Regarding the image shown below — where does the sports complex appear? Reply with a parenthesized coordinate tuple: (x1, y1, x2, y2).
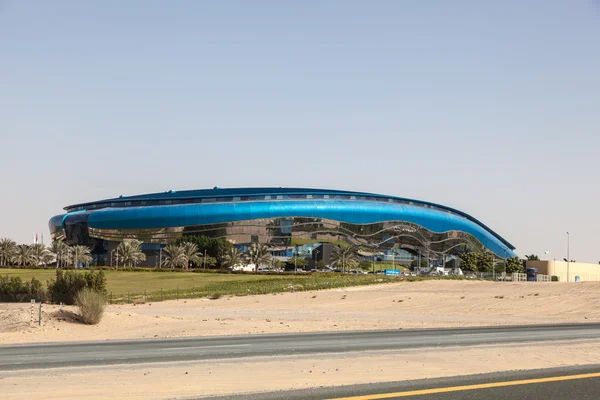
(49, 187, 517, 267)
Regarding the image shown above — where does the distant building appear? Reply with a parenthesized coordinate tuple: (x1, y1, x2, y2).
(49, 187, 517, 266)
(526, 260, 600, 282)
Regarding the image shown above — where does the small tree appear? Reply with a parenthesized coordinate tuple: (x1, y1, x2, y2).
(174, 236, 233, 268)
(31, 243, 52, 267)
(506, 257, 525, 274)
(525, 254, 540, 261)
(459, 252, 478, 273)
(0, 238, 17, 266)
(286, 257, 309, 271)
(476, 253, 493, 273)
(270, 257, 285, 270)
(181, 242, 202, 270)
(50, 240, 72, 269)
(14, 244, 35, 267)
(358, 260, 372, 271)
(72, 245, 93, 267)
(330, 245, 359, 272)
(116, 239, 146, 268)
(222, 247, 244, 269)
(246, 243, 271, 271)
(162, 244, 185, 269)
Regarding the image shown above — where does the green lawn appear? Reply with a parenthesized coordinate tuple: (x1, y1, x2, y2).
(363, 262, 410, 272)
(0, 268, 397, 303)
(0, 268, 287, 295)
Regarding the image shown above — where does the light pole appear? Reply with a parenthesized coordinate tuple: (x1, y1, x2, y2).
(567, 232, 570, 282)
(314, 249, 320, 269)
(203, 249, 207, 269)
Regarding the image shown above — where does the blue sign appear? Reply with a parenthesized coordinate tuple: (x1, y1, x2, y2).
(385, 269, 400, 276)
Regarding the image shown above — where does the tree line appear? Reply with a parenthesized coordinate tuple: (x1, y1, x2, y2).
(459, 252, 525, 274)
(0, 238, 92, 268)
(1, 235, 526, 274)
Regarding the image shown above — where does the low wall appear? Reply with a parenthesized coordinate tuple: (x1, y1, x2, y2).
(526, 260, 600, 282)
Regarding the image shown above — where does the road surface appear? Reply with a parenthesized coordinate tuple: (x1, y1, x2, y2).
(203, 365, 600, 399)
(2, 323, 600, 371)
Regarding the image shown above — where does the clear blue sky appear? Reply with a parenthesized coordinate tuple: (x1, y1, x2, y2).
(1, 1, 598, 261)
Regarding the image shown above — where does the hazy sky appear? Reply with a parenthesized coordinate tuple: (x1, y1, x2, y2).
(1, 1, 598, 261)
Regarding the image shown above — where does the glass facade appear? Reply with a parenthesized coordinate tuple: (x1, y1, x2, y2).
(50, 187, 516, 265)
(84, 217, 485, 258)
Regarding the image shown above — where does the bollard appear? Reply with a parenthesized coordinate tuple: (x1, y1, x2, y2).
(39, 302, 42, 326)
(127, 292, 130, 304)
(144, 289, 147, 302)
(30, 299, 35, 323)
(59, 302, 63, 313)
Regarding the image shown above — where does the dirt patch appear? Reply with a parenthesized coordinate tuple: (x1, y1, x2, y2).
(2, 280, 600, 344)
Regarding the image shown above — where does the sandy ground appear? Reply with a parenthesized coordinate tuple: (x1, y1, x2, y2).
(3, 280, 600, 344)
(4, 281, 600, 399)
(3, 339, 600, 399)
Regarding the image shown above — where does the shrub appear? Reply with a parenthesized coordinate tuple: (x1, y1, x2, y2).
(75, 288, 106, 325)
(47, 270, 107, 305)
(551, 275, 559, 282)
(0, 275, 47, 302)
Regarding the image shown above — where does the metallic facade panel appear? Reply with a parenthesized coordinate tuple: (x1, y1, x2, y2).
(76, 200, 516, 257)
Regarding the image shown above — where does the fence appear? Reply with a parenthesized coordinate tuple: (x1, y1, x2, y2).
(512, 273, 527, 282)
(536, 274, 551, 282)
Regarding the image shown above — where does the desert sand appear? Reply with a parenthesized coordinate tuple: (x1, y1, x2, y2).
(3, 280, 600, 399)
(2, 280, 600, 344)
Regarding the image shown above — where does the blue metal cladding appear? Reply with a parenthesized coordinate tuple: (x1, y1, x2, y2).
(48, 214, 65, 234)
(81, 200, 517, 258)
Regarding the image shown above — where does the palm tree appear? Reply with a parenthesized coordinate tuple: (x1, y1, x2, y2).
(181, 242, 202, 270)
(116, 239, 146, 268)
(50, 240, 72, 268)
(14, 244, 35, 267)
(222, 247, 243, 269)
(72, 245, 93, 267)
(330, 245, 359, 273)
(246, 242, 271, 271)
(0, 238, 17, 266)
(31, 243, 52, 266)
(161, 243, 185, 270)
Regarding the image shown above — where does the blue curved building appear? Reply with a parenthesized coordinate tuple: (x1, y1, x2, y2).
(49, 187, 516, 266)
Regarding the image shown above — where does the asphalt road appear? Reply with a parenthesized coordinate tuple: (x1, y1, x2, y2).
(2, 323, 600, 371)
(203, 364, 600, 400)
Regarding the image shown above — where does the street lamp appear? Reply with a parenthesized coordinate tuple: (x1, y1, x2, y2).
(567, 232, 570, 282)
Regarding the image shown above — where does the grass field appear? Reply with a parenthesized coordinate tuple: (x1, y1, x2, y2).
(364, 262, 410, 272)
(0, 269, 286, 295)
(0, 268, 395, 303)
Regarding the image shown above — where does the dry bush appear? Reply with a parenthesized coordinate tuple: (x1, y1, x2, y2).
(75, 289, 106, 325)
